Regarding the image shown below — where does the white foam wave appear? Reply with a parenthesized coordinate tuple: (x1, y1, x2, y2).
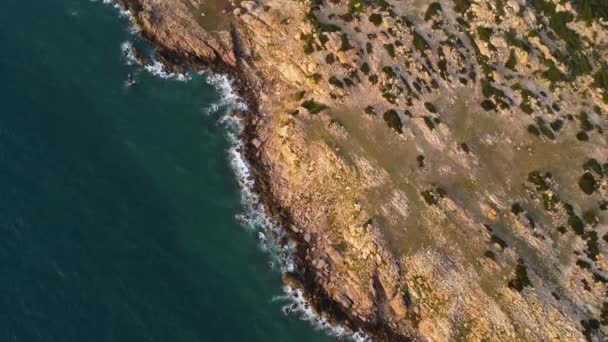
(272, 286, 371, 341)
(144, 61, 191, 81)
(216, 76, 370, 341)
(121, 41, 135, 65)
(203, 72, 247, 110)
(120, 40, 191, 81)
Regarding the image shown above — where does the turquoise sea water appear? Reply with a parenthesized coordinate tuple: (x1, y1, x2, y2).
(0, 0, 330, 341)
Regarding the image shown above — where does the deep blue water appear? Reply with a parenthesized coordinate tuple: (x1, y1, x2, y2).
(0, 0, 329, 341)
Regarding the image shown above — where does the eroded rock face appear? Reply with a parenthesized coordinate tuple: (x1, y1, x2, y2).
(119, 0, 608, 340)
(119, 0, 236, 70)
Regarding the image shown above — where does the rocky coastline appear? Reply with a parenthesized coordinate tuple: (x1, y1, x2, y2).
(115, 0, 412, 339)
(115, 0, 608, 340)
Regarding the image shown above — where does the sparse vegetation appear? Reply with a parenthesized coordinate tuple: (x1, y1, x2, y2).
(424, 2, 442, 21)
(508, 259, 532, 292)
(301, 99, 328, 114)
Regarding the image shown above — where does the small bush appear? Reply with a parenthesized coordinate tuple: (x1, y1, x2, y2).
(413, 31, 430, 52)
(568, 214, 585, 235)
(481, 99, 496, 111)
(364, 105, 376, 115)
(583, 158, 603, 175)
(301, 99, 328, 114)
(384, 43, 396, 58)
(508, 259, 532, 292)
(383, 109, 403, 133)
(483, 250, 496, 260)
(360, 62, 370, 75)
(303, 34, 314, 54)
(339, 33, 353, 51)
(424, 2, 442, 21)
(505, 49, 517, 70)
(382, 66, 396, 78)
(329, 76, 345, 88)
(576, 131, 589, 141)
(423, 116, 435, 130)
(453, 0, 472, 13)
(511, 202, 524, 215)
(477, 27, 493, 43)
(550, 119, 564, 132)
(579, 172, 598, 195)
(527, 125, 541, 137)
(424, 102, 438, 113)
(369, 13, 383, 26)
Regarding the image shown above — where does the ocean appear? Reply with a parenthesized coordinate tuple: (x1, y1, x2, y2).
(0, 0, 331, 340)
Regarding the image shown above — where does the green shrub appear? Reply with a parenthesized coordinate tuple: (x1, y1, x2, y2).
(384, 43, 395, 58)
(511, 202, 524, 215)
(477, 27, 493, 43)
(579, 172, 598, 195)
(364, 105, 376, 115)
(382, 66, 396, 78)
(369, 13, 382, 26)
(481, 100, 496, 111)
(568, 214, 585, 235)
(413, 31, 430, 52)
(578, 112, 594, 132)
(423, 116, 435, 130)
(303, 34, 314, 54)
(527, 125, 541, 137)
(339, 33, 353, 51)
(424, 102, 438, 113)
(576, 131, 589, 141)
(508, 259, 532, 292)
(583, 158, 603, 175)
(309, 73, 323, 83)
(543, 60, 565, 84)
(528, 171, 550, 191)
(329, 75, 345, 88)
(424, 2, 442, 21)
(550, 119, 564, 132)
(383, 109, 403, 133)
(421, 190, 438, 205)
(505, 49, 517, 70)
(360, 62, 370, 75)
(301, 99, 328, 114)
(453, 0, 472, 13)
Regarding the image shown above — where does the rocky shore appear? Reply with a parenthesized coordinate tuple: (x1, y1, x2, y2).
(116, 0, 608, 340)
(115, 0, 418, 339)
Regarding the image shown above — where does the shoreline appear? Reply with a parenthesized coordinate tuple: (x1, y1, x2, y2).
(114, 0, 388, 339)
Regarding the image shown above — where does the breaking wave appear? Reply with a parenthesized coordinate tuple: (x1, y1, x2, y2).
(121, 40, 191, 81)
(215, 76, 369, 341)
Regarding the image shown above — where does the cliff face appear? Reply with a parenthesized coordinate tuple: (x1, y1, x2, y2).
(118, 0, 608, 340)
